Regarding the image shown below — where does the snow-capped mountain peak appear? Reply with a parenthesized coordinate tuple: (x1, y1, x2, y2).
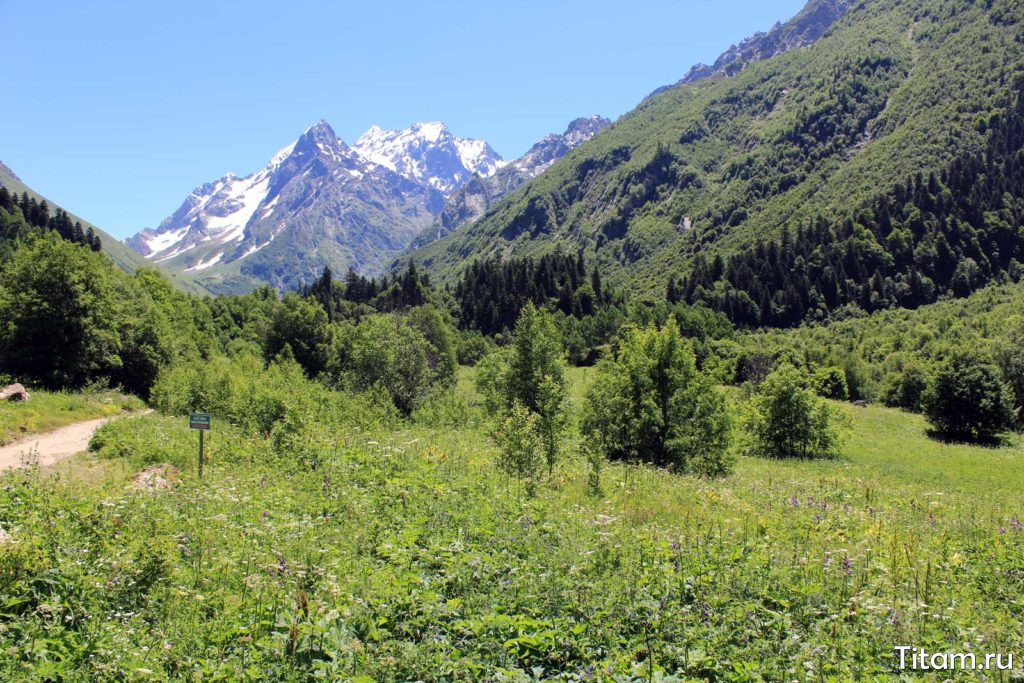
(126, 120, 368, 267)
(352, 122, 505, 194)
(126, 119, 449, 290)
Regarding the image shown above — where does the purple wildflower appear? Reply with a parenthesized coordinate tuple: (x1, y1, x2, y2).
(790, 496, 800, 508)
(842, 554, 853, 577)
(1011, 516, 1022, 531)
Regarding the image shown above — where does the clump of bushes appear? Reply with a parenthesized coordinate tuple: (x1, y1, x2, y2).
(811, 366, 848, 400)
(923, 353, 1014, 442)
(151, 353, 397, 438)
(743, 365, 848, 459)
(883, 363, 930, 412)
(581, 319, 734, 476)
(265, 300, 458, 416)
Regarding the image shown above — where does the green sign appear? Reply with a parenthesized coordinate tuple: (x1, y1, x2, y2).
(189, 413, 211, 430)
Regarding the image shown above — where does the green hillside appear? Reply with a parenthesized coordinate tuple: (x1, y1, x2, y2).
(0, 162, 210, 296)
(408, 0, 1024, 316)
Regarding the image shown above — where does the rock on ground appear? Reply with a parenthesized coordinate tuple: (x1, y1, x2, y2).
(130, 464, 179, 491)
(0, 383, 29, 401)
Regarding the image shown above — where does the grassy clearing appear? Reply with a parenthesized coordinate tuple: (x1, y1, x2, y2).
(1, 369, 1022, 680)
(0, 390, 145, 445)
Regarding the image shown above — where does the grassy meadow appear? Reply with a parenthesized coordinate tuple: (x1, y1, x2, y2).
(0, 390, 145, 446)
(1, 367, 1022, 681)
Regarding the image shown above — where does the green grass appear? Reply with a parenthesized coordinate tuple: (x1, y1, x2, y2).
(1, 369, 1022, 680)
(0, 390, 145, 446)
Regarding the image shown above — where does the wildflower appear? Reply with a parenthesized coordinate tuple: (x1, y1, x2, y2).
(842, 554, 853, 577)
(261, 510, 268, 521)
(929, 513, 935, 527)
(789, 496, 800, 507)
(1011, 516, 1022, 531)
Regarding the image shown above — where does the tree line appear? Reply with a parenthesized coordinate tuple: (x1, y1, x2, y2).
(0, 187, 102, 251)
(453, 252, 615, 336)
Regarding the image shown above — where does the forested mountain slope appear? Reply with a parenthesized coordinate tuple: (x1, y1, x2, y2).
(0, 161, 208, 295)
(408, 0, 1024, 326)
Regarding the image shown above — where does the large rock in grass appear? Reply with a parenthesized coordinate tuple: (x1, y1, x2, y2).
(0, 384, 28, 401)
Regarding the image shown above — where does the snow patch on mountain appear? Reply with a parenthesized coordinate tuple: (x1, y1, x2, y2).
(185, 251, 224, 272)
(128, 139, 297, 260)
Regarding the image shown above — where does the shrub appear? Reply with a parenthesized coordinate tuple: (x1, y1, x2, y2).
(994, 325, 1024, 424)
(475, 348, 512, 417)
(811, 366, 849, 400)
(492, 402, 543, 496)
(743, 365, 848, 459)
(883, 363, 930, 412)
(734, 352, 774, 386)
(347, 314, 434, 415)
(582, 320, 734, 476)
(405, 304, 458, 388)
(264, 293, 331, 378)
(150, 353, 396, 437)
(456, 330, 495, 366)
(504, 304, 568, 474)
(923, 353, 1014, 441)
(842, 356, 872, 401)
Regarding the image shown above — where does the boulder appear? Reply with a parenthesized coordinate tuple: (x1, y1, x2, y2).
(0, 383, 29, 402)
(131, 464, 179, 492)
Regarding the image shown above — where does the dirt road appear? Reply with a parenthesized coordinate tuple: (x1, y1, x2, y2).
(0, 417, 111, 470)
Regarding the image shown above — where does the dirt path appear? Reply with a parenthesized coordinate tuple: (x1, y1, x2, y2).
(0, 417, 114, 470)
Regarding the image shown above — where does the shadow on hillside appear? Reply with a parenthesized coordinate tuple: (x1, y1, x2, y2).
(924, 428, 1010, 449)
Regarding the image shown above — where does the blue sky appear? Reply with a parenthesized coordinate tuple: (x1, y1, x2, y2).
(1, 0, 805, 238)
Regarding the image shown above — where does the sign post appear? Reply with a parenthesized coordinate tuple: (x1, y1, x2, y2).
(189, 413, 211, 478)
